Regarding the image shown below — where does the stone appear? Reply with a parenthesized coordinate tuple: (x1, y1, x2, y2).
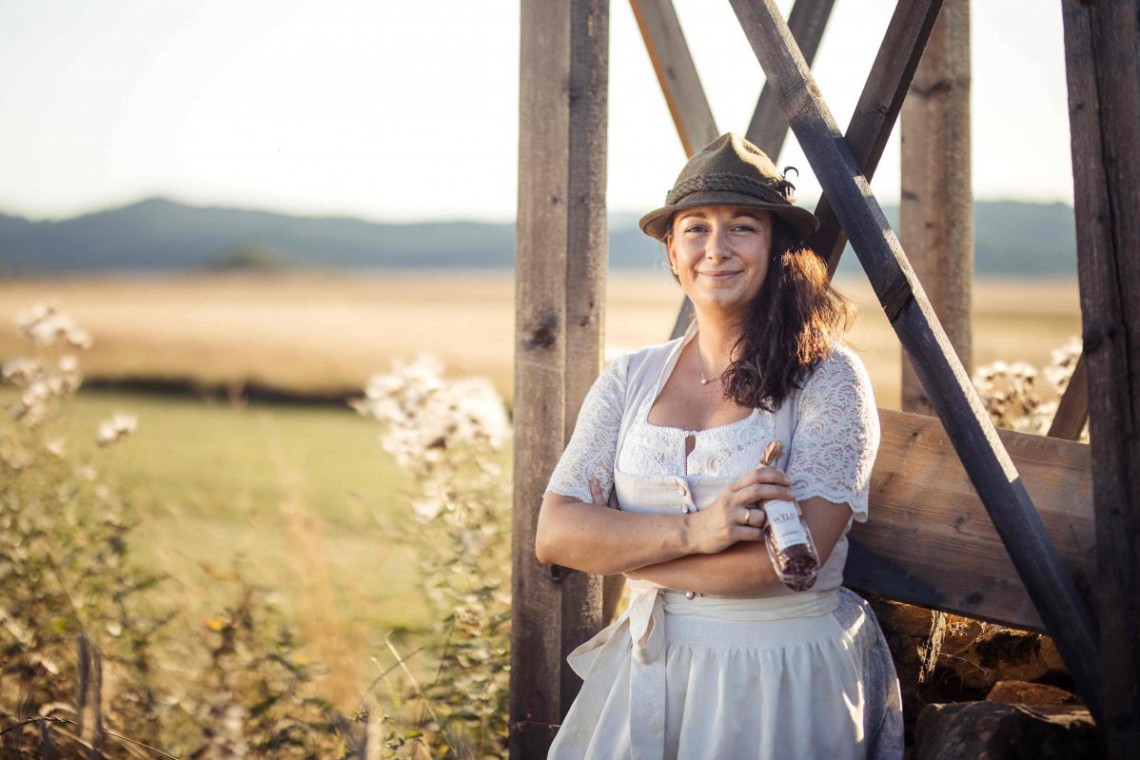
(986, 680, 1081, 706)
(914, 702, 1097, 760)
(865, 597, 946, 742)
(936, 621, 1070, 693)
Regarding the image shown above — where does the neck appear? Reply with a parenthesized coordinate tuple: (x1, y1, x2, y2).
(692, 314, 743, 373)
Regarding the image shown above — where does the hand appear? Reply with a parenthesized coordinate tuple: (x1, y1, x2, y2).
(687, 466, 795, 554)
(589, 477, 620, 509)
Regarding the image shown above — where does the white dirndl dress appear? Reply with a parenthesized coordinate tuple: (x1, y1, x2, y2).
(545, 328, 904, 759)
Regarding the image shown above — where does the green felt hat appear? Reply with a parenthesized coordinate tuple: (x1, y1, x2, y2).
(639, 132, 819, 242)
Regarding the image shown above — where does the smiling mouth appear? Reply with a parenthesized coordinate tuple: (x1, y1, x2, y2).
(697, 271, 742, 279)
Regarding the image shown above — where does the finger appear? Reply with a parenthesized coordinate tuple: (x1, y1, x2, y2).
(732, 468, 793, 490)
(733, 483, 797, 505)
(732, 525, 766, 542)
(745, 507, 766, 528)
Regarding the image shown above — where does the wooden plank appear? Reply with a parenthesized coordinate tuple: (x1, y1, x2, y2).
(512, 0, 609, 754)
(849, 409, 1096, 631)
(630, 0, 718, 157)
(899, 0, 972, 415)
(746, 0, 835, 159)
(728, 0, 1104, 722)
(1047, 352, 1089, 440)
(808, 0, 945, 276)
(1061, 1, 1140, 753)
(560, 0, 610, 715)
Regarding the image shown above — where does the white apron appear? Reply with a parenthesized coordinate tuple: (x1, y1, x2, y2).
(547, 471, 902, 760)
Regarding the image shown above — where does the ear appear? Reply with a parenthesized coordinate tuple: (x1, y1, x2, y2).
(665, 233, 677, 271)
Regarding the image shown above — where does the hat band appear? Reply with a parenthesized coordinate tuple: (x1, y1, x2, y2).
(666, 171, 793, 207)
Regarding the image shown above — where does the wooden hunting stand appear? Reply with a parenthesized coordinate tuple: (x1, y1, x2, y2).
(511, 1, 1140, 757)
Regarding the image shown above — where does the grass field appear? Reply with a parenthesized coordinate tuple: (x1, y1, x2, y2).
(0, 271, 1083, 409)
(1, 385, 437, 707)
(0, 272, 1083, 708)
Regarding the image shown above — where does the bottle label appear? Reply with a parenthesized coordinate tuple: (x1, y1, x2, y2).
(763, 499, 807, 549)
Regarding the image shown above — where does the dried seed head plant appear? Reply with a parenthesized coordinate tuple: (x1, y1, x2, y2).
(0, 305, 349, 758)
(971, 336, 1085, 439)
(354, 356, 512, 758)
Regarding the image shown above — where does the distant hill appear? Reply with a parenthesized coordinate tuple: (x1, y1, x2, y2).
(0, 197, 1077, 278)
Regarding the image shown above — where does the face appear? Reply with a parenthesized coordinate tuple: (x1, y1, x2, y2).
(667, 205, 773, 319)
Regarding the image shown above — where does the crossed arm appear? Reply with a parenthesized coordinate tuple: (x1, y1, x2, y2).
(534, 468, 854, 597)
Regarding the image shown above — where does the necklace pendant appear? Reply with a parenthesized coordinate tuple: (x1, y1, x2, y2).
(700, 375, 710, 385)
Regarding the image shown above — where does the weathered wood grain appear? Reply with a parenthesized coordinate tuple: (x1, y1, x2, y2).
(1062, 0, 1140, 753)
(629, 0, 718, 157)
(899, 0, 972, 415)
(1047, 352, 1089, 441)
(729, 0, 1103, 721)
(849, 409, 1096, 631)
(512, 0, 609, 754)
(746, 0, 835, 159)
(560, 0, 610, 716)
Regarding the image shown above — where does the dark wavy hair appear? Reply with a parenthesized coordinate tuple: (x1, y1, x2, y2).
(669, 217, 854, 411)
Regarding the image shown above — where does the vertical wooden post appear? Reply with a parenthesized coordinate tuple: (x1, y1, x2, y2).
(1062, 1, 1140, 755)
(900, 0, 972, 415)
(512, 0, 609, 756)
(892, 0, 970, 722)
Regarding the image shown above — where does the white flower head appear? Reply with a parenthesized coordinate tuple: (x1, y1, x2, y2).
(96, 413, 138, 447)
(2, 358, 38, 387)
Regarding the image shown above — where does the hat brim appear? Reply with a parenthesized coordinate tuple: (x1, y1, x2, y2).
(638, 190, 820, 243)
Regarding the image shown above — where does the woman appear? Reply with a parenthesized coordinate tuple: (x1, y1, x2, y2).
(535, 133, 903, 759)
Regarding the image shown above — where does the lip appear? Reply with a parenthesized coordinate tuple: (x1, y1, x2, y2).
(696, 270, 742, 279)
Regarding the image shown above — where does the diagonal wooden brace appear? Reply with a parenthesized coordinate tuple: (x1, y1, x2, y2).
(808, 0, 945, 276)
(747, 0, 836, 158)
(728, 0, 1104, 722)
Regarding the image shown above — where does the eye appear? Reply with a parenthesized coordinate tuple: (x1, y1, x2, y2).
(683, 223, 708, 234)
(732, 224, 757, 233)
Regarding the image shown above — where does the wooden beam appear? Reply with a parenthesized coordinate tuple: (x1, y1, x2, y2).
(1062, 1, 1140, 753)
(900, 0, 972, 415)
(728, 0, 1104, 722)
(746, 0, 835, 159)
(850, 409, 1096, 631)
(512, 0, 609, 755)
(808, 0, 945, 276)
(629, 0, 718, 157)
(1047, 353, 1089, 440)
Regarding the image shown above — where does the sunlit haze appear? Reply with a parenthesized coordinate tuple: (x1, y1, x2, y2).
(0, 0, 1073, 223)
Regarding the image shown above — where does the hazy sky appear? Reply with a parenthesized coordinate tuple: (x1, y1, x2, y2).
(0, 0, 1073, 223)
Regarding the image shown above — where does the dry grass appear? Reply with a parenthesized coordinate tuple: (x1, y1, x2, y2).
(0, 271, 1083, 715)
(0, 271, 1084, 409)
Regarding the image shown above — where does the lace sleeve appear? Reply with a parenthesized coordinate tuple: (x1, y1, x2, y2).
(786, 345, 880, 521)
(544, 354, 630, 503)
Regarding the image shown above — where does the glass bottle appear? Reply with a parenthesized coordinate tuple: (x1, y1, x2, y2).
(758, 441, 820, 591)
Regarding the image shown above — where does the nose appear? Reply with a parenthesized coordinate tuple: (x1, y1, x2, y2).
(706, 225, 730, 261)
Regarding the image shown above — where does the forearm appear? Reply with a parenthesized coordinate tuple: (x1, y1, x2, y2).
(535, 492, 695, 575)
(627, 496, 854, 596)
(626, 541, 782, 596)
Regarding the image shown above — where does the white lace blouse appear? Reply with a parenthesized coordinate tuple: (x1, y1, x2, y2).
(546, 335, 880, 520)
